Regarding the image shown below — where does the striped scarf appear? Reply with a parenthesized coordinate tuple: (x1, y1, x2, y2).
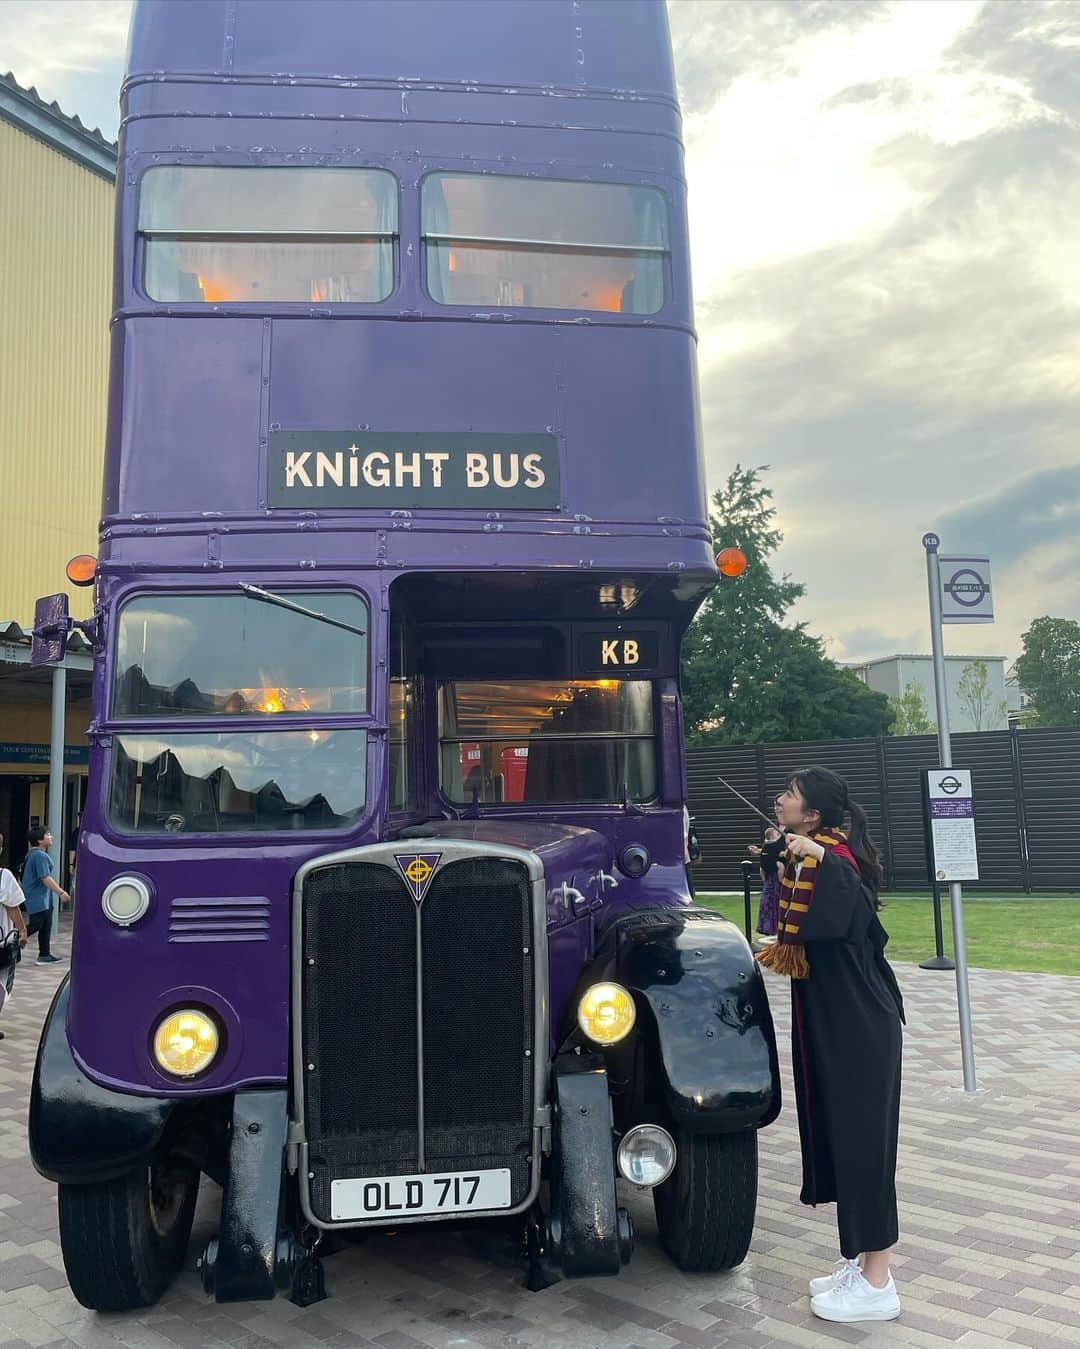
(754, 829, 849, 980)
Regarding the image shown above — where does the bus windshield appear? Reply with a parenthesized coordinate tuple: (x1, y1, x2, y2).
(113, 592, 369, 717)
(138, 165, 397, 303)
(109, 729, 367, 835)
(439, 679, 656, 805)
(423, 174, 668, 314)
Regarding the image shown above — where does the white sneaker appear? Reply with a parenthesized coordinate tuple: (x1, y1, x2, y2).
(808, 1258, 859, 1297)
(811, 1270, 901, 1323)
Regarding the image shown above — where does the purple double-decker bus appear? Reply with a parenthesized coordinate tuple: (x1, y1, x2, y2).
(29, 0, 779, 1310)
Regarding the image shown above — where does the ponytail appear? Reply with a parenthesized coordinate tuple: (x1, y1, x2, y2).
(846, 799, 883, 902)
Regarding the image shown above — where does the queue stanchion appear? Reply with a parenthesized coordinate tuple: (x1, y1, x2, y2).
(920, 878, 956, 971)
(741, 859, 764, 951)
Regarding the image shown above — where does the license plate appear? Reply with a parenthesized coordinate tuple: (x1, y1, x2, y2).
(330, 1167, 512, 1221)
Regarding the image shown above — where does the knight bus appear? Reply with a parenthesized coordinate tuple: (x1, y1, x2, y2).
(29, 0, 779, 1311)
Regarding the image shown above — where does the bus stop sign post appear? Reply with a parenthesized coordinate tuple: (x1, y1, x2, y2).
(31, 594, 70, 936)
(922, 533, 978, 1092)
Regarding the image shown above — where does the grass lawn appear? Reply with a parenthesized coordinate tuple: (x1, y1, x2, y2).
(695, 893, 1080, 976)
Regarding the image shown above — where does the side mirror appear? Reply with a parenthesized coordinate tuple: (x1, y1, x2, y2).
(30, 593, 71, 667)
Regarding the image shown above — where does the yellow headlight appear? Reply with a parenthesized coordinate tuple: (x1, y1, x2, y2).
(578, 982, 636, 1045)
(152, 1009, 220, 1078)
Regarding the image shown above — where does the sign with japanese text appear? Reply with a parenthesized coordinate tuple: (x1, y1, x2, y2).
(925, 769, 979, 881)
(940, 556, 993, 624)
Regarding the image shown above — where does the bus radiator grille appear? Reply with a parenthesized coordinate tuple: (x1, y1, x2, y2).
(300, 856, 534, 1224)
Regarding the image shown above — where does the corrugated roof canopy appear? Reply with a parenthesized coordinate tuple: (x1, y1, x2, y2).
(0, 70, 116, 180)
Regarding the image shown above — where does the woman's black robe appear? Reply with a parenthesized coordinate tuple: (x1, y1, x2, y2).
(790, 851, 905, 1258)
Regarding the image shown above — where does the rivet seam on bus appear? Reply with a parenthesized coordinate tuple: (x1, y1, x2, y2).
(524, 1049, 531, 1058)
(307, 1063, 315, 1071)
(523, 947, 529, 954)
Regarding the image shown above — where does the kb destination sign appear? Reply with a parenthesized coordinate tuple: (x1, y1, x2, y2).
(269, 431, 560, 510)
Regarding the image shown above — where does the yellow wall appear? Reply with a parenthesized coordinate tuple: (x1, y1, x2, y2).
(0, 118, 112, 623)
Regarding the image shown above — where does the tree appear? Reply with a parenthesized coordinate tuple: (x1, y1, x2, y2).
(955, 660, 1008, 732)
(1015, 617, 1080, 727)
(887, 681, 936, 736)
(681, 465, 892, 743)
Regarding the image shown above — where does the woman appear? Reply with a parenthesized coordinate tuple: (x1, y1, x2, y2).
(756, 767, 904, 1324)
(0, 834, 30, 1038)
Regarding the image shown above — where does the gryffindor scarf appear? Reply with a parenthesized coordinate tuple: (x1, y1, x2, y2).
(754, 829, 849, 980)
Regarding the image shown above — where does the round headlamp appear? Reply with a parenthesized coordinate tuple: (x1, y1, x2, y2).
(577, 982, 636, 1045)
(617, 1124, 677, 1188)
(152, 1009, 220, 1079)
(101, 875, 151, 927)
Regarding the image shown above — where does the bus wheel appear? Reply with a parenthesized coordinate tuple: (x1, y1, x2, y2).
(58, 1159, 200, 1310)
(653, 1127, 757, 1272)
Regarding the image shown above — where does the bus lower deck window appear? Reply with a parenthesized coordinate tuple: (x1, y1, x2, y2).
(438, 679, 656, 805)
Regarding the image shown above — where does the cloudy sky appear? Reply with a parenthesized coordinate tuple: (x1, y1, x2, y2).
(2, 0, 1078, 662)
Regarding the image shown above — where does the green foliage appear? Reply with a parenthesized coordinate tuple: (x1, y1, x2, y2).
(681, 465, 892, 744)
(887, 681, 936, 736)
(955, 659, 1007, 732)
(1015, 616, 1080, 727)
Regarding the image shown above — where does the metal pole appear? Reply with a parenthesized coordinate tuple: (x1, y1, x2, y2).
(47, 663, 67, 935)
(924, 535, 977, 1091)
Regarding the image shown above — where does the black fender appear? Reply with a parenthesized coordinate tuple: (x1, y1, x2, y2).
(583, 908, 781, 1133)
(29, 976, 174, 1185)
(199, 1090, 296, 1303)
(546, 1055, 633, 1277)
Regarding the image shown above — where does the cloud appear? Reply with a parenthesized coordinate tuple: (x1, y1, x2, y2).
(672, 0, 1080, 660)
(942, 465, 1080, 561)
(0, 0, 131, 138)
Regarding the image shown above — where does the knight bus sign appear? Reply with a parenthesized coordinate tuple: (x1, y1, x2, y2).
(269, 431, 561, 509)
(27, 0, 780, 1316)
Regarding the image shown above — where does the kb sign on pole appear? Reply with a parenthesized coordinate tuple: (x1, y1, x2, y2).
(940, 555, 993, 625)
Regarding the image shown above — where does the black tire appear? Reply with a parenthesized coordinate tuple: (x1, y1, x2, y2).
(58, 1159, 200, 1310)
(653, 1127, 757, 1272)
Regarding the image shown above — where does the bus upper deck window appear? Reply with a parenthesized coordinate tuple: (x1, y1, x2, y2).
(422, 174, 668, 315)
(138, 166, 397, 304)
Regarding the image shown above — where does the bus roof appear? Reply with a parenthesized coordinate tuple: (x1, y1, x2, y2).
(126, 0, 677, 104)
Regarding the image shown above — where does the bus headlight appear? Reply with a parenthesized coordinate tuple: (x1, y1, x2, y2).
(152, 1009, 220, 1078)
(617, 1124, 676, 1187)
(101, 876, 151, 927)
(577, 982, 636, 1045)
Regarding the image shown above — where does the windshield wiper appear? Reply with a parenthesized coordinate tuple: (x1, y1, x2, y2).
(238, 583, 367, 638)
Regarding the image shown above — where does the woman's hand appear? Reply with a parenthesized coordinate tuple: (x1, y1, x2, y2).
(764, 826, 781, 843)
(785, 833, 826, 863)
(747, 843, 762, 858)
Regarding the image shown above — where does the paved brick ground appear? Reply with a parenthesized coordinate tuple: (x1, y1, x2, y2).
(0, 935, 1077, 1349)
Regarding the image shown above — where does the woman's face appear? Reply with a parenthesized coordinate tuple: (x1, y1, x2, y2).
(776, 782, 819, 834)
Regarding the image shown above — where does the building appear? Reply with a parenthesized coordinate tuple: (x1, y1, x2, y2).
(0, 73, 116, 875)
(848, 654, 1011, 734)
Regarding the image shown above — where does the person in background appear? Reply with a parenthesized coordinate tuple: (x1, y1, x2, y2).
(21, 827, 68, 965)
(0, 833, 29, 1036)
(748, 794, 785, 939)
(66, 814, 81, 909)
